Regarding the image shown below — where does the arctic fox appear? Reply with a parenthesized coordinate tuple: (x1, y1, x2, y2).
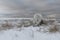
(33, 13, 44, 26)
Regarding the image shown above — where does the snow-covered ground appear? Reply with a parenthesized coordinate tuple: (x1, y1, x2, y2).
(0, 26, 60, 40)
(0, 17, 60, 40)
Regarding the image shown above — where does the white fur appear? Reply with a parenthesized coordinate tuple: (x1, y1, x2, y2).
(33, 13, 43, 25)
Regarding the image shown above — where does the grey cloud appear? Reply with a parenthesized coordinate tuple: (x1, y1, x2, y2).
(0, 0, 60, 18)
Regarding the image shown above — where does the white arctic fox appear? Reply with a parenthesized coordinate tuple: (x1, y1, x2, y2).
(33, 13, 44, 26)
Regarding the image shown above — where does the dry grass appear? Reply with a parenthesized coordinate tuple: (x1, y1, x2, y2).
(49, 25, 58, 33)
(1, 20, 14, 30)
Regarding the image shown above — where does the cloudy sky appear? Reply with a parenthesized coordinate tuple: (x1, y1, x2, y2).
(0, 0, 60, 18)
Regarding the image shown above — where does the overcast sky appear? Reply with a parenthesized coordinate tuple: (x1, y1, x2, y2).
(0, 0, 60, 18)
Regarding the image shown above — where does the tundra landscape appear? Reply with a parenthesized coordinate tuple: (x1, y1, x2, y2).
(0, 0, 60, 40)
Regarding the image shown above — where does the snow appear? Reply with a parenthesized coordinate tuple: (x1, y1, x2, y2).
(0, 17, 60, 40)
(0, 26, 60, 40)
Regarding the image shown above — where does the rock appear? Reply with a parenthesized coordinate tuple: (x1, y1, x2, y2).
(47, 14, 56, 25)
